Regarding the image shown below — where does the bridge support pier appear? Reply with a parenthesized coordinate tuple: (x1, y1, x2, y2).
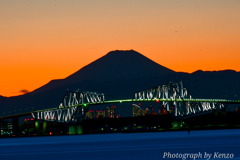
(68, 125, 82, 135)
(43, 121, 47, 136)
(35, 120, 40, 136)
(35, 120, 47, 136)
(12, 117, 19, 137)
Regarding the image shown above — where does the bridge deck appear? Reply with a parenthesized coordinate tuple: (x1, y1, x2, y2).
(1, 98, 240, 120)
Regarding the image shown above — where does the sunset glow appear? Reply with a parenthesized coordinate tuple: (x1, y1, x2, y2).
(1, 0, 240, 97)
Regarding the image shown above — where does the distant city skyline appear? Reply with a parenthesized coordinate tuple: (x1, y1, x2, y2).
(1, 0, 240, 97)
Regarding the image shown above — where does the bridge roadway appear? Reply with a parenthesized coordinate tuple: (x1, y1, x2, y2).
(1, 98, 240, 120)
(27, 98, 240, 115)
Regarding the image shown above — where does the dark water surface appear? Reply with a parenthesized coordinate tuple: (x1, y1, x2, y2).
(1, 129, 240, 160)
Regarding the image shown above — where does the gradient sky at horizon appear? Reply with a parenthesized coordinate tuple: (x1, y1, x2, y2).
(1, 0, 240, 97)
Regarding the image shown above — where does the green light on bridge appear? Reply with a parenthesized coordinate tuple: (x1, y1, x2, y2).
(83, 104, 87, 107)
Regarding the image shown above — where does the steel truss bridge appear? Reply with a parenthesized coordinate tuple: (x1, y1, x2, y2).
(28, 81, 240, 124)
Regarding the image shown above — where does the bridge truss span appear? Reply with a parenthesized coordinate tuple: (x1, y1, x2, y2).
(29, 81, 235, 124)
(134, 81, 226, 116)
(134, 81, 192, 101)
(32, 91, 106, 123)
(59, 90, 105, 108)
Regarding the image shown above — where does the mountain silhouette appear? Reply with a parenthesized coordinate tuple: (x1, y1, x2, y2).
(66, 50, 175, 82)
(31, 50, 175, 95)
(0, 50, 240, 117)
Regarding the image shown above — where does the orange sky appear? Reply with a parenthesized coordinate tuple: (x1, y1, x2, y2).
(1, 0, 240, 97)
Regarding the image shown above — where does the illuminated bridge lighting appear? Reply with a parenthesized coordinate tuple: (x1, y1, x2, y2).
(1, 81, 240, 124)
